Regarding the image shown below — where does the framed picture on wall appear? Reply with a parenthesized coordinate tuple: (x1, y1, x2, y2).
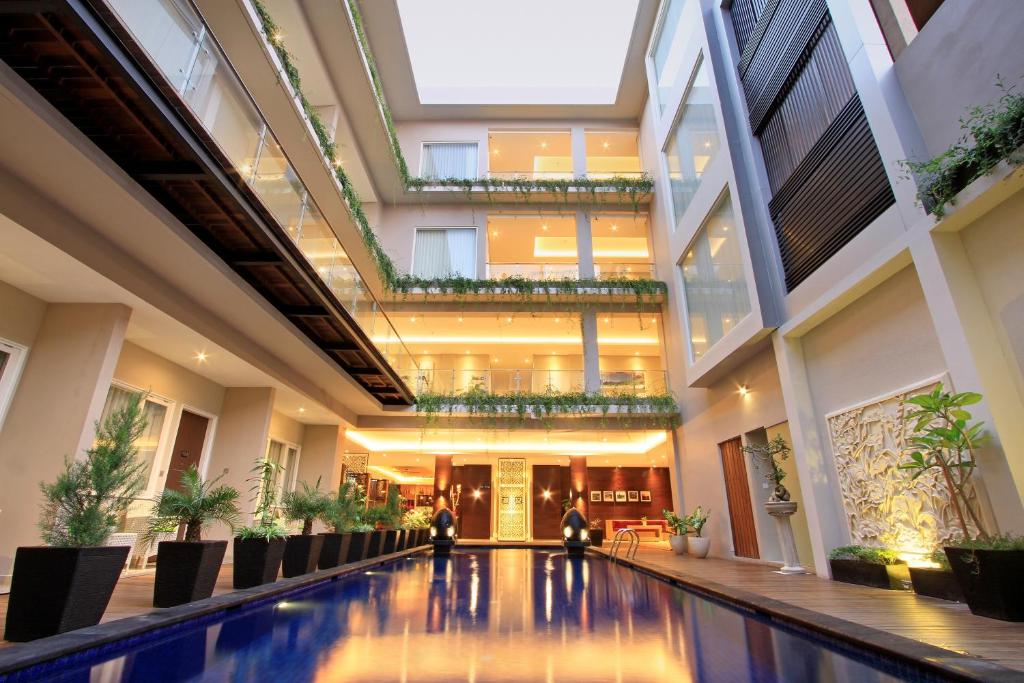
(627, 490, 639, 502)
(603, 491, 615, 502)
(615, 490, 627, 502)
(590, 491, 602, 502)
(640, 490, 651, 502)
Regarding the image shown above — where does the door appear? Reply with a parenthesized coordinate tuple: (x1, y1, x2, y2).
(496, 458, 527, 541)
(164, 410, 209, 492)
(719, 437, 759, 558)
(531, 465, 569, 539)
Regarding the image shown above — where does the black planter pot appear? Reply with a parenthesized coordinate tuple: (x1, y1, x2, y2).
(4, 545, 129, 642)
(346, 532, 370, 563)
(909, 566, 963, 602)
(365, 530, 384, 559)
(282, 534, 325, 578)
(318, 533, 352, 569)
(396, 529, 408, 551)
(232, 537, 286, 589)
(589, 529, 604, 548)
(829, 559, 910, 590)
(153, 540, 227, 608)
(381, 529, 399, 554)
(416, 529, 427, 546)
(945, 547, 1024, 621)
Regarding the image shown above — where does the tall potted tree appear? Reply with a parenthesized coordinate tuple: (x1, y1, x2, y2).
(146, 465, 239, 607)
(281, 479, 329, 577)
(4, 393, 149, 642)
(232, 459, 288, 589)
(899, 384, 1024, 620)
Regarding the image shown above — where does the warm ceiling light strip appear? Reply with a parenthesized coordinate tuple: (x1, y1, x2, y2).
(348, 430, 667, 455)
(375, 336, 659, 345)
(367, 465, 433, 485)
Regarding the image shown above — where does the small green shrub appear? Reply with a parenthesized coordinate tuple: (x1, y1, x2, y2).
(146, 465, 239, 543)
(401, 508, 431, 529)
(281, 478, 330, 535)
(323, 482, 367, 532)
(946, 534, 1024, 551)
(828, 545, 903, 565)
(662, 510, 688, 536)
(685, 506, 710, 537)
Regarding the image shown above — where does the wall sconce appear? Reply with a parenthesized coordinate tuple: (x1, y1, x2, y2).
(738, 384, 750, 397)
(542, 489, 551, 499)
(473, 489, 482, 499)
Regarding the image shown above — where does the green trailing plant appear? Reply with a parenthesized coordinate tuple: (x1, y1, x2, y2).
(39, 392, 150, 547)
(901, 78, 1024, 218)
(235, 458, 289, 541)
(685, 506, 710, 537)
(145, 465, 240, 543)
(401, 507, 431, 530)
(281, 477, 331, 535)
(405, 175, 654, 212)
(898, 383, 990, 541)
(662, 510, 688, 536)
(828, 545, 902, 565)
(324, 481, 367, 532)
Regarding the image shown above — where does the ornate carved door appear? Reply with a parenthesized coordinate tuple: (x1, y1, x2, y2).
(496, 458, 527, 541)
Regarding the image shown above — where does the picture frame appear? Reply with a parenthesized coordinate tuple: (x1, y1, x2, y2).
(627, 490, 639, 502)
(603, 491, 615, 502)
(590, 490, 602, 502)
(640, 490, 651, 502)
(615, 490, 627, 502)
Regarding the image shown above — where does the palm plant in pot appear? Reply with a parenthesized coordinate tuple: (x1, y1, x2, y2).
(685, 507, 711, 558)
(145, 465, 239, 607)
(898, 384, 1023, 619)
(4, 393, 149, 642)
(319, 482, 366, 568)
(828, 545, 908, 589)
(663, 510, 688, 555)
(232, 459, 289, 589)
(281, 478, 330, 577)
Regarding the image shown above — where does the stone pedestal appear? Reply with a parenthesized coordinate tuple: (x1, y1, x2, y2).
(765, 501, 808, 574)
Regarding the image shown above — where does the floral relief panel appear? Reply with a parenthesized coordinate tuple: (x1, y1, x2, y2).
(826, 376, 974, 554)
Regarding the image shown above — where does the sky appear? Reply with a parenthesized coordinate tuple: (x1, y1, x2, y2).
(396, 0, 640, 105)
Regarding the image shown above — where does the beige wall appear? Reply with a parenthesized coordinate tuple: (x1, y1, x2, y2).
(113, 342, 225, 417)
(0, 280, 46, 347)
(296, 424, 344, 534)
(269, 409, 305, 447)
(374, 203, 486, 277)
(0, 303, 130, 584)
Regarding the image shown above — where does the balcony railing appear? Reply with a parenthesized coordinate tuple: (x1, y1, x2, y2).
(105, 0, 416, 376)
(484, 263, 657, 281)
(397, 368, 667, 397)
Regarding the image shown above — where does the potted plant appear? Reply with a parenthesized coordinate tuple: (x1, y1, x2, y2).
(281, 478, 330, 578)
(828, 545, 908, 589)
(685, 507, 711, 558)
(909, 549, 964, 602)
(742, 434, 793, 503)
(663, 510, 688, 555)
(588, 518, 604, 548)
(4, 393, 149, 642)
(232, 459, 288, 589)
(898, 384, 1023, 619)
(318, 482, 365, 569)
(346, 523, 377, 562)
(402, 508, 431, 548)
(145, 465, 239, 607)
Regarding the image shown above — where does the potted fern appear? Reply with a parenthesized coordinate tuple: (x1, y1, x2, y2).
(281, 478, 330, 577)
(4, 393, 149, 642)
(686, 506, 711, 558)
(232, 459, 288, 589)
(318, 482, 365, 569)
(145, 465, 239, 607)
(663, 510, 688, 555)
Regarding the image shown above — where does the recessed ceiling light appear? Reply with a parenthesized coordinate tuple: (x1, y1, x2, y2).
(540, 141, 548, 149)
(541, 224, 548, 231)
(194, 351, 208, 363)
(611, 224, 618, 231)
(602, 141, 610, 149)
(298, 407, 306, 413)
(492, 230, 499, 237)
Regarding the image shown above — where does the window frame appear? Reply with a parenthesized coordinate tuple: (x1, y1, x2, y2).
(264, 437, 302, 504)
(102, 379, 178, 497)
(0, 338, 28, 433)
(418, 141, 480, 179)
(411, 226, 480, 279)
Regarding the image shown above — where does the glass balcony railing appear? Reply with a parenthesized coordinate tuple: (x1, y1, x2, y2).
(483, 263, 657, 281)
(105, 0, 417, 378)
(595, 263, 657, 280)
(396, 368, 667, 397)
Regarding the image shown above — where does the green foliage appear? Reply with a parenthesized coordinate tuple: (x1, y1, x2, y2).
(405, 175, 654, 212)
(662, 509, 688, 536)
(946, 533, 1024, 551)
(741, 434, 790, 486)
(828, 545, 903, 565)
(415, 388, 680, 428)
(146, 466, 239, 543)
(684, 506, 710, 537)
(324, 481, 367, 532)
(361, 506, 393, 529)
(901, 79, 1024, 218)
(898, 383, 989, 541)
(235, 523, 288, 541)
(281, 478, 331, 535)
(401, 507, 431, 529)
(39, 392, 150, 547)
(234, 458, 288, 540)
(928, 548, 951, 570)
(351, 523, 376, 533)
(364, 485, 403, 529)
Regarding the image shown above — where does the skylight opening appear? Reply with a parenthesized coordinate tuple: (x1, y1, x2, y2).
(396, 0, 640, 105)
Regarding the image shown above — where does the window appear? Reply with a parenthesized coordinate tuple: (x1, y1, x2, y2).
(265, 439, 300, 502)
(585, 130, 642, 179)
(0, 339, 27, 432)
(664, 59, 720, 227)
(97, 384, 170, 490)
(421, 143, 478, 179)
(488, 131, 572, 179)
(651, 0, 701, 113)
(681, 195, 750, 361)
(413, 228, 477, 279)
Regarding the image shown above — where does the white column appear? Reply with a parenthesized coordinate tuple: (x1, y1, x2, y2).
(581, 312, 601, 393)
(570, 125, 587, 178)
(575, 209, 595, 279)
(766, 501, 808, 574)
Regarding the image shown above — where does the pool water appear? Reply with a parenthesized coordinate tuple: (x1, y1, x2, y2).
(18, 549, 934, 682)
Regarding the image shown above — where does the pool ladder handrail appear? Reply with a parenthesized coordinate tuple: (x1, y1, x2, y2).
(609, 528, 639, 561)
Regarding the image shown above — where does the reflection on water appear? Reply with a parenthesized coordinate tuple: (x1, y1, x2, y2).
(43, 550, 915, 682)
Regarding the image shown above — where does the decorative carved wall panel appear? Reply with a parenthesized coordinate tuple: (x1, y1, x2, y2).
(826, 376, 974, 553)
(497, 458, 527, 541)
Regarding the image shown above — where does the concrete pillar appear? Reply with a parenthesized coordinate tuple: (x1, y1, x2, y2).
(581, 313, 601, 393)
(0, 303, 131, 586)
(569, 455, 589, 518)
(570, 125, 587, 178)
(910, 230, 1024, 532)
(433, 455, 453, 512)
(206, 387, 276, 546)
(297, 425, 345, 493)
(575, 209, 595, 279)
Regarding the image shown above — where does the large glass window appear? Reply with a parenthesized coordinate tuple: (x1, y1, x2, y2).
(488, 131, 572, 179)
(664, 58, 720, 228)
(98, 385, 169, 490)
(421, 143, 478, 179)
(413, 228, 477, 279)
(107, 0, 202, 93)
(585, 131, 642, 179)
(265, 440, 300, 506)
(651, 0, 701, 113)
(681, 195, 750, 361)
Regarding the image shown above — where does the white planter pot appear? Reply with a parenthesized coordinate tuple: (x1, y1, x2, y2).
(668, 534, 687, 555)
(688, 536, 710, 558)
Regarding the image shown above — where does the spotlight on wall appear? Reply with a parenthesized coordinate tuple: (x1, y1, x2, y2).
(738, 384, 750, 397)
(473, 489, 482, 499)
(542, 489, 552, 499)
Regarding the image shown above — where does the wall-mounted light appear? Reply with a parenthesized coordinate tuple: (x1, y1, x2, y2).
(473, 489, 482, 499)
(738, 385, 750, 397)
(542, 489, 552, 499)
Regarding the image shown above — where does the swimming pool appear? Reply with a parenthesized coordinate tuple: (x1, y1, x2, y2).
(5, 549, 947, 681)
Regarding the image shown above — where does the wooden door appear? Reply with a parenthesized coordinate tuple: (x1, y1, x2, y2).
(531, 465, 569, 539)
(719, 437, 759, 558)
(164, 410, 209, 492)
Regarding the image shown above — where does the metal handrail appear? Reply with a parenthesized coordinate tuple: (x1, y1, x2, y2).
(609, 528, 639, 561)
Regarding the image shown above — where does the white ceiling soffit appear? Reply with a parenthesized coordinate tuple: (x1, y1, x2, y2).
(358, 0, 659, 121)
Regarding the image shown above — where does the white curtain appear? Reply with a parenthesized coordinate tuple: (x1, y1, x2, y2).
(98, 385, 167, 489)
(421, 143, 478, 179)
(413, 228, 476, 278)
